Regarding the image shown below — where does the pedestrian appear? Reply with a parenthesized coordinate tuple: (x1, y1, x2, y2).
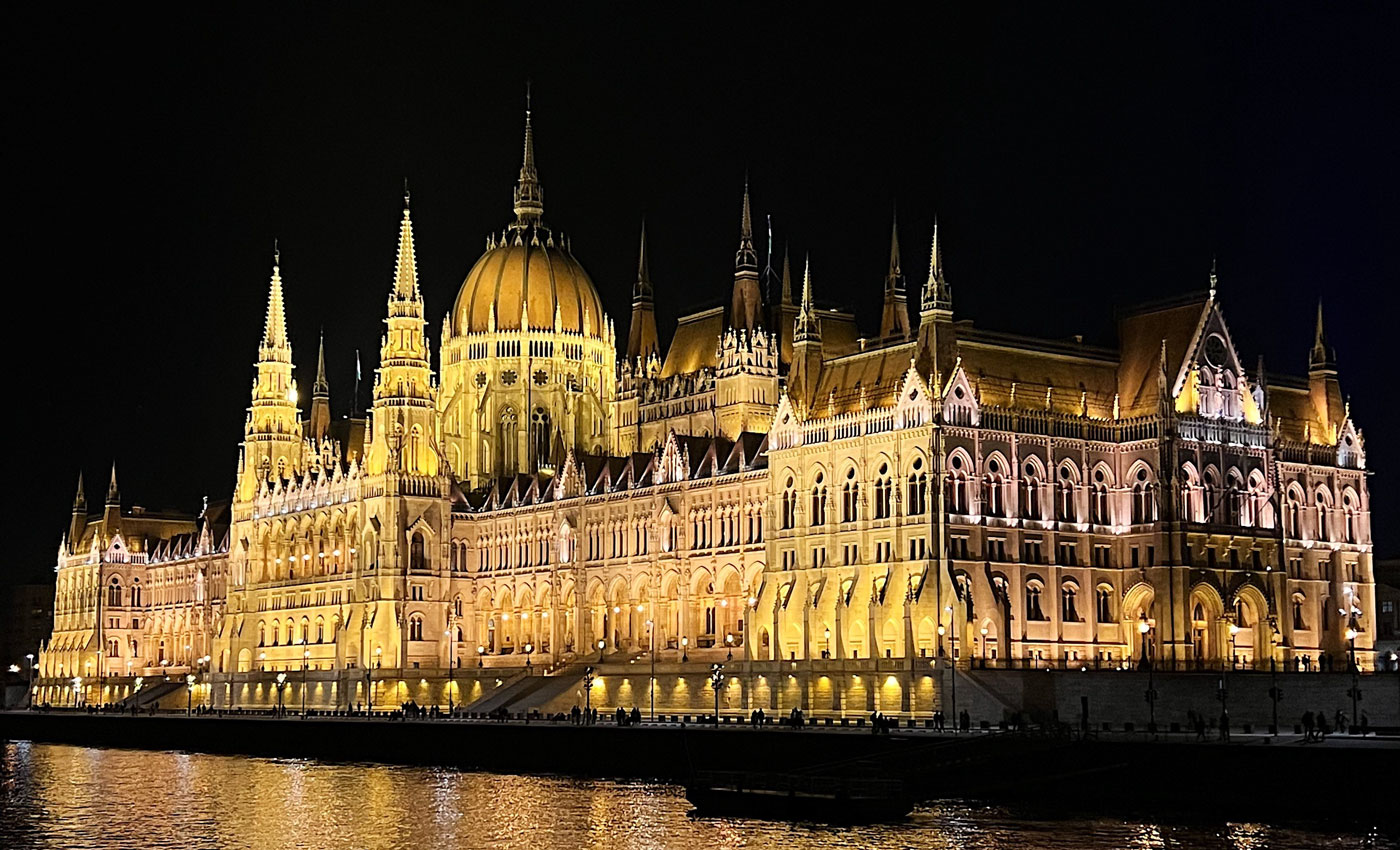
(1335, 709, 1347, 735)
(1218, 709, 1230, 742)
(1315, 709, 1328, 740)
(1302, 711, 1315, 742)
(571, 704, 581, 725)
(960, 709, 970, 733)
(630, 706, 641, 726)
(1360, 711, 1369, 737)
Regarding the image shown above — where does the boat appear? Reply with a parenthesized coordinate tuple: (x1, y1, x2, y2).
(684, 770, 914, 822)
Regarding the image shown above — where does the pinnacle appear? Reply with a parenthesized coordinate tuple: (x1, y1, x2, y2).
(393, 197, 420, 300)
(261, 246, 290, 356)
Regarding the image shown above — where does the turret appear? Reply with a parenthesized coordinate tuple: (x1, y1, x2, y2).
(916, 219, 955, 379)
(1308, 300, 1344, 438)
(789, 255, 823, 413)
(237, 246, 302, 501)
(102, 462, 121, 529)
(68, 470, 88, 549)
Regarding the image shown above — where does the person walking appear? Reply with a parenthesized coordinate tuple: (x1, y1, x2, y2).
(1218, 709, 1230, 742)
(1302, 711, 1315, 742)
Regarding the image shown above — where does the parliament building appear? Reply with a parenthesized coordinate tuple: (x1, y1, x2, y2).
(36, 109, 1377, 716)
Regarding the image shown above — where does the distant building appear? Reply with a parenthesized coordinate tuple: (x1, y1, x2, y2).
(2, 584, 55, 672)
(35, 106, 1378, 712)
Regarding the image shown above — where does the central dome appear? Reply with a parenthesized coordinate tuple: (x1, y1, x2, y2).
(453, 225, 605, 337)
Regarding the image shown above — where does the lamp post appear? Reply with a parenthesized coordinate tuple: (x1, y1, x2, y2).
(477, 644, 485, 668)
(1139, 615, 1156, 735)
(72, 676, 82, 708)
(186, 674, 196, 715)
(583, 665, 595, 718)
(25, 653, 35, 709)
(824, 628, 831, 659)
(725, 632, 735, 662)
(1228, 622, 1240, 671)
(710, 663, 724, 727)
(1345, 627, 1361, 729)
(302, 646, 311, 717)
(938, 622, 956, 731)
(374, 647, 383, 711)
(275, 672, 287, 714)
(681, 636, 689, 663)
(1268, 624, 1282, 735)
(524, 642, 534, 670)
(646, 619, 655, 721)
(598, 638, 606, 664)
(979, 626, 989, 668)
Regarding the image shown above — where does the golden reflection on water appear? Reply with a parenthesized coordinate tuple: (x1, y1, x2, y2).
(0, 742, 1389, 850)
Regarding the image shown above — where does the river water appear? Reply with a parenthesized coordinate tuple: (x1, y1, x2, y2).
(0, 742, 1391, 849)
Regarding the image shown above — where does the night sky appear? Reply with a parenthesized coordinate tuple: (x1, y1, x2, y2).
(7, 4, 1397, 583)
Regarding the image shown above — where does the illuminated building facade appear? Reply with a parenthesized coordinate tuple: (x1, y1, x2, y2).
(36, 109, 1376, 713)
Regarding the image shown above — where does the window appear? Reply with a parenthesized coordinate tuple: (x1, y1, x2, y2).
(1095, 586, 1113, 623)
(810, 473, 827, 526)
(874, 464, 892, 519)
(411, 584, 425, 601)
(988, 538, 1007, 562)
(1022, 540, 1043, 564)
(949, 455, 969, 514)
(842, 468, 859, 523)
(1057, 465, 1077, 522)
(950, 536, 970, 560)
(1026, 583, 1047, 621)
(1292, 594, 1307, 631)
(1056, 541, 1077, 566)
(907, 457, 928, 515)
(1093, 544, 1111, 568)
(409, 615, 424, 642)
(1091, 469, 1110, 525)
(108, 578, 122, 608)
(410, 533, 426, 571)
(908, 537, 927, 560)
(781, 477, 797, 529)
(131, 580, 141, 607)
(1131, 468, 1155, 524)
(1061, 584, 1080, 622)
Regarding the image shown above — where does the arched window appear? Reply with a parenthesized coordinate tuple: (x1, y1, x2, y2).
(530, 407, 552, 471)
(984, 458, 1005, 518)
(1095, 584, 1114, 623)
(1025, 581, 1047, 621)
(1284, 487, 1303, 539)
(300, 617, 310, 645)
(410, 533, 426, 571)
(781, 477, 797, 529)
(1060, 582, 1080, 622)
(1056, 464, 1077, 522)
(408, 424, 422, 473)
(1022, 461, 1042, 520)
(949, 454, 969, 514)
(1342, 490, 1359, 544)
(1091, 468, 1111, 525)
(315, 616, 325, 643)
(107, 577, 122, 608)
(810, 472, 827, 526)
(409, 614, 424, 642)
(1131, 468, 1155, 524)
(1292, 593, 1307, 631)
(907, 457, 928, 516)
(874, 463, 892, 519)
(841, 468, 859, 523)
(499, 407, 518, 473)
(131, 579, 141, 607)
(258, 622, 267, 647)
(1203, 468, 1221, 523)
(1315, 489, 1332, 542)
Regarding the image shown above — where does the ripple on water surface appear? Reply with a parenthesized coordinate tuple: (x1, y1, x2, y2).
(0, 742, 1392, 850)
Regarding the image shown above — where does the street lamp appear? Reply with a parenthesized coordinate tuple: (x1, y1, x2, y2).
(477, 644, 485, 668)
(597, 638, 606, 663)
(824, 628, 831, 659)
(186, 673, 196, 715)
(710, 663, 725, 727)
(72, 676, 82, 708)
(646, 619, 655, 721)
(681, 636, 689, 663)
(275, 672, 287, 714)
(1268, 624, 1283, 735)
(725, 632, 734, 662)
(302, 646, 311, 717)
(979, 626, 989, 668)
(1139, 615, 1156, 735)
(25, 653, 35, 709)
(524, 642, 534, 669)
(1228, 622, 1241, 671)
(583, 666, 595, 718)
(1345, 627, 1361, 729)
(259, 652, 267, 672)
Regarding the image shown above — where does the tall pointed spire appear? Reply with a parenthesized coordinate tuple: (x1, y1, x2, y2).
(106, 462, 120, 505)
(512, 84, 544, 225)
(314, 329, 329, 397)
(1208, 256, 1219, 301)
(780, 243, 793, 306)
(735, 178, 757, 271)
(1309, 300, 1337, 374)
(627, 219, 659, 362)
(310, 328, 331, 441)
(921, 218, 952, 314)
(795, 254, 820, 342)
(73, 470, 86, 512)
(393, 186, 420, 299)
(880, 207, 911, 340)
(261, 243, 290, 357)
(634, 218, 652, 299)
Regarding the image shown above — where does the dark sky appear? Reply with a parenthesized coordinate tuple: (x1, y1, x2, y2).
(7, 4, 1396, 583)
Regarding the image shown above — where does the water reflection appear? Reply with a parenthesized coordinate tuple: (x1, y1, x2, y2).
(0, 742, 1390, 850)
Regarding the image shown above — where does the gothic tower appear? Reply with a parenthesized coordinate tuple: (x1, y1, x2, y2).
(237, 249, 302, 502)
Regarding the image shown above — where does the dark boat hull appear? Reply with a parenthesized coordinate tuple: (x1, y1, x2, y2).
(685, 776, 913, 822)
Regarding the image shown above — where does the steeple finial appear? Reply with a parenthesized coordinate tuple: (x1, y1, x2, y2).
(73, 470, 86, 511)
(921, 218, 952, 313)
(735, 177, 757, 271)
(512, 84, 544, 224)
(634, 218, 652, 300)
(106, 461, 120, 505)
(314, 329, 329, 397)
(1209, 255, 1218, 301)
(393, 190, 420, 299)
(888, 205, 902, 278)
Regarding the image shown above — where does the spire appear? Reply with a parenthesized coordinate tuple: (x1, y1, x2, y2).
(735, 178, 757, 271)
(921, 218, 952, 314)
(634, 218, 652, 300)
(73, 470, 86, 512)
(880, 207, 911, 340)
(261, 243, 290, 356)
(795, 254, 820, 342)
(1209, 256, 1219, 301)
(106, 462, 120, 505)
(512, 86, 544, 224)
(393, 187, 420, 299)
(1309, 300, 1338, 374)
(780, 243, 793, 306)
(314, 329, 329, 398)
